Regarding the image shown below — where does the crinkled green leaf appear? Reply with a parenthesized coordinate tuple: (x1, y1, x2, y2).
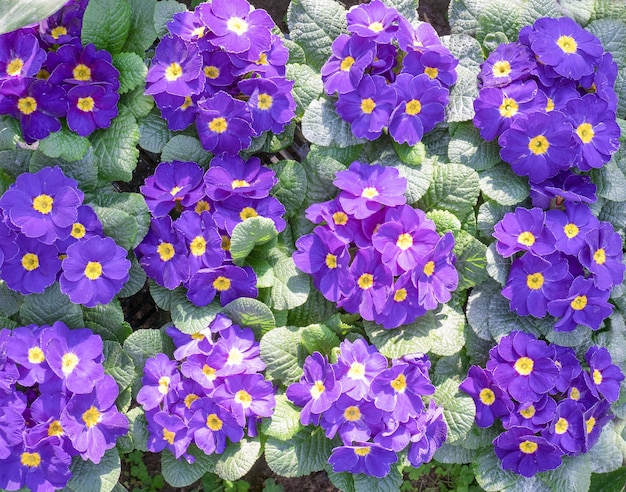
(122, 0, 157, 55)
(418, 162, 480, 219)
(302, 97, 365, 148)
(591, 0, 626, 22)
(211, 438, 262, 481)
(123, 328, 175, 396)
(393, 140, 427, 166)
(476, 0, 521, 44)
(102, 340, 135, 392)
(286, 0, 347, 71)
(466, 279, 504, 341)
(454, 230, 489, 291)
(591, 155, 626, 202)
(271, 160, 308, 217)
(260, 325, 306, 385)
(286, 288, 338, 327)
(149, 281, 176, 311)
(265, 428, 333, 477)
(479, 161, 529, 206)
(170, 289, 220, 334)
(429, 304, 467, 356)
(161, 135, 211, 166)
(448, 122, 501, 171)
(309, 143, 363, 165)
(83, 299, 132, 343)
(230, 217, 278, 265)
(153, 0, 187, 39)
(92, 105, 139, 182)
(427, 209, 462, 233)
(260, 394, 302, 441)
(599, 199, 626, 231)
(473, 447, 528, 492)
(90, 192, 150, 250)
(38, 127, 90, 162)
(286, 63, 324, 118)
(560, 0, 596, 25)
(477, 200, 513, 239)
(594, 313, 626, 363)
(615, 68, 626, 119)
(0, 116, 22, 150)
(121, 85, 155, 120)
(117, 406, 147, 453)
(222, 297, 275, 337)
(116, 255, 147, 299)
(433, 443, 475, 464)
(161, 446, 214, 488)
(284, 38, 306, 64)
(587, 422, 624, 473)
(266, 247, 310, 311)
(82, 0, 131, 55)
(19, 284, 83, 328)
(301, 323, 340, 355)
(446, 65, 479, 123)
(0, 280, 22, 317)
(519, 0, 561, 26)
(587, 18, 626, 67)
(112, 52, 147, 94)
(138, 109, 172, 154)
(66, 449, 121, 492)
(0, 148, 31, 178)
(485, 241, 509, 286)
(353, 466, 403, 492)
(448, 0, 487, 36)
(0, 0, 67, 34)
(387, 0, 418, 23)
(433, 379, 475, 444)
(444, 32, 484, 69)
(538, 454, 591, 492)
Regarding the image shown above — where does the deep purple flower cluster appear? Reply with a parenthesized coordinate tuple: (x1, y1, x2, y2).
(135, 157, 286, 306)
(0, 321, 129, 491)
(145, 0, 296, 155)
(286, 339, 446, 477)
(460, 331, 623, 478)
(321, 0, 457, 145)
(0, 0, 120, 142)
(0, 166, 131, 306)
(473, 17, 620, 189)
(293, 161, 458, 329)
(494, 205, 623, 332)
(138, 314, 275, 460)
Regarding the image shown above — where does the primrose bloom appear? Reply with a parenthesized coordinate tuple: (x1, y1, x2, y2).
(494, 427, 562, 477)
(65, 83, 119, 136)
(186, 264, 257, 307)
(414, 232, 458, 310)
(146, 411, 191, 459)
(1, 235, 61, 295)
(328, 442, 398, 478)
(174, 210, 224, 275)
(203, 155, 277, 201)
(212, 373, 276, 427)
(334, 338, 388, 401)
(47, 42, 120, 91)
(187, 398, 244, 455)
(5, 325, 53, 386)
(238, 76, 296, 135)
(137, 354, 181, 411)
(321, 394, 383, 444)
(584, 347, 624, 403)
(578, 220, 625, 291)
(0, 30, 46, 80)
(544, 399, 585, 455)
(530, 170, 597, 208)
(478, 42, 535, 88)
(492, 207, 556, 258)
(460, 365, 513, 428)
(545, 203, 600, 256)
(321, 34, 375, 95)
(212, 195, 286, 234)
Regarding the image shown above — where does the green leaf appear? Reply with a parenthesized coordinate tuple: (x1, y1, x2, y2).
(161, 135, 211, 166)
(393, 141, 427, 166)
(116, 255, 147, 299)
(599, 200, 626, 231)
(353, 467, 403, 492)
(66, 449, 121, 492)
(0, 0, 67, 34)
(149, 280, 176, 311)
(591, 157, 626, 202)
(478, 162, 529, 206)
(519, 0, 562, 26)
(230, 217, 278, 265)
(433, 379, 475, 443)
(466, 280, 501, 341)
(326, 468, 355, 492)
(90, 192, 150, 250)
(418, 162, 480, 219)
(265, 428, 333, 477)
(153, 0, 187, 39)
(473, 447, 527, 492)
(103, 340, 135, 392)
(286, 288, 340, 327)
(246, 256, 275, 289)
(260, 394, 302, 441)
(446, 66, 479, 122)
(117, 406, 147, 453)
(260, 325, 306, 385)
(476, 0, 522, 44)
(211, 438, 262, 481)
(448, 122, 501, 171)
(266, 247, 310, 311)
(270, 160, 308, 217)
(559, 0, 596, 25)
(448, 0, 486, 36)
(122, 0, 157, 56)
(538, 454, 592, 492)
(454, 230, 489, 291)
(587, 19, 626, 67)
(301, 152, 344, 206)
(433, 443, 475, 464)
(38, 127, 90, 162)
(138, 110, 172, 154)
(0, 280, 22, 317)
(161, 446, 214, 488)
(308, 143, 363, 165)
(83, 299, 132, 342)
(121, 85, 155, 120)
(485, 242, 510, 286)
(284, 38, 307, 64)
(286, 63, 324, 118)
(81, 0, 131, 55)
(286, 0, 347, 71)
(587, 422, 624, 473)
(92, 105, 139, 182)
(222, 297, 275, 337)
(19, 284, 83, 328)
(615, 69, 626, 120)
(301, 323, 340, 355)
(477, 200, 512, 239)
(590, 467, 626, 492)
(386, 0, 418, 23)
(0, 148, 31, 178)
(170, 289, 220, 334)
(591, 0, 626, 22)
(123, 328, 175, 392)
(302, 97, 365, 148)
(429, 305, 467, 357)
(112, 52, 147, 94)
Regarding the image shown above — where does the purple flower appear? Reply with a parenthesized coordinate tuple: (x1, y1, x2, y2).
(328, 442, 398, 478)
(374, 272, 425, 329)
(530, 170, 597, 208)
(414, 232, 458, 310)
(43, 322, 105, 395)
(346, 0, 399, 43)
(141, 160, 206, 218)
(388, 73, 448, 145)
(499, 111, 577, 183)
(527, 17, 603, 80)
(501, 252, 571, 318)
(407, 400, 448, 468)
(59, 236, 130, 307)
(0, 31, 46, 79)
(212, 373, 275, 426)
(0, 78, 67, 143)
(228, 33, 289, 78)
(54, 204, 104, 254)
(211, 325, 264, 377)
(186, 264, 257, 307)
(153, 91, 199, 131)
(212, 195, 286, 234)
(321, 394, 383, 444)
(38, 1, 85, 46)
(137, 353, 180, 411)
(5, 325, 53, 387)
(167, 9, 210, 42)
(478, 42, 536, 88)
(584, 346, 624, 403)
(61, 375, 128, 463)
(47, 42, 120, 91)
(201, 48, 235, 91)
(578, 221, 625, 291)
(0, 217, 18, 267)
(493, 426, 562, 477)
(492, 207, 556, 258)
(187, 398, 244, 455)
(401, 46, 458, 87)
(146, 411, 191, 459)
(335, 75, 396, 140)
(545, 203, 600, 256)
(286, 352, 342, 426)
(334, 338, 388, 401)
(238, 76, 295, 135)
(321, 34, 375, 95)
(583, 400, 613, 452)
(502, 394, 557, 432)
(204, 155, 277, 201)
(1, 235, 60, 295)
(173, 210, 224, 275)
(0, 406, 25, 459)
(195, 91, 254, 155)
(459, 365, 513, 428)
(304, 198, 361, 244)
(543, 399, 585, 455)
(334, 161, 407, 220)
(66, 84, 119, 136)
(396, 17, 442, 52)
(547, 276, 613, 332)
(180, 353, 223, 392)
(145, 35, 204, 97)
(487, 331, 559, 402)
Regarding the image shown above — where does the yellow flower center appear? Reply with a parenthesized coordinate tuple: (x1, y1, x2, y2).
(357, 273, 374, 290)
(519, 440, 538, 454)
(48, 420, 63, 437)
(557, 35, 577, 54)
(235, 390, 253, 408)
(204, 65, 220, 79)
(526, 272, 544, 290)
(340, 56, 355, 71)
(51, 26, 68, 39)
(368, 21, 384, 32)
(256, 53, 269, 66)
(191, 26, 205, 39)
(555, 417, 569, 435)
(207, 413, 223, 431)
(563, 223, 579, 239)
(82, 406, 101, 428)
(77, 96, 94, 112)
(348, 362, 365, 380)
(165, 62, 183, 81)
(310, 380, 325, 399)
(221, 235, 231, 251)
(479, 388, 495, 405)
(61, 352, 79, 374)
(576, 122, 594, 144)
(33, 194, 53, 214)
(257, 93, 273, 110)
(28, 346, 45, 364)
(180, 96, 193, 110)
(158, 376, 170, 395)
(423, 260, 435, 276)
(71, 223, 86, 239)
(169, 185, 182, 196)
(396, 232, 413, 250)
(84, 261, 103, 280)
(354, 446, 371, 456)
(593, 368, 602, 385)
(227, 348, 243, 365)
(391, 373, 407, 393)
(528, 135, 550, 155)
(325, 253, 338, 269)
(546, 98, 555, 112)
(593, 248, 606, 265)
(394, 288, 407, 302)
(20, 452, 41, 468)
(213, 275, 231, 291)
(570, 295, 587, 311)
(6, 58, 24, 76)
(209, 116, 228, 134)
(157, 242, 175, 262)
(72, 64, 92, 81)
(361, 186, 379, 198)
(240, 206, 258, 220)
(163, 428, 176, 444)
(227, 17, 248, 35)
(18, 96, 38, 115)
(514, 356, 534, 376)
(517, 231, 536, 247)
(21, 253, 39, 271)
(184, 393, 200, 408)
(570, 387, 581, 400)
(344, 405, 361, 421)
(586, 417, 596, 434)
(195, 200, 211, 214)
(499, 97, 518, 118)
(202, 364, 217, 381)
(332, 211, 348, 225)
(424, 66, 438, 79)
(405, 99, 422, 115)
(520, 404, 536, 418)
(190, 236, 206, 256)
(361, 98, 376, 114)
(492, 60, 511, 78)
(232, 179, 250, 189)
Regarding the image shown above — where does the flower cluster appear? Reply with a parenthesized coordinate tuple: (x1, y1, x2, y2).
(0, 166, 131, 306)
(286, 339, 446, 477)
(321, 0, 457, 145)
(460, 331, 623, 478)
(138, 314, 275, 460)
(145, 0, 296, 155)
(493, 205, 624, 332)
(473, 17, 620, 189)
(293, 161, 458, 329)
(134, 156, 286, 306)
(0, 0, 120, 143)
(0, 322, 129, 491)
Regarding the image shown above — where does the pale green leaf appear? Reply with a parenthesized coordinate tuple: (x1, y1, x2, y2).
(38, 127, 90, 162)
(479, 162, 529, 206)
(519, 0, 562, 26)
(122, 0, 157, 55)
(90, 191, 150, 250)
(138, 110, 172, 154)
(446, 66, 479, 123)
(586, 18, 626, 67)
(161, 135, 211, 166)
(0, 280, 22, 317)
(230, 217, 278, 265)
(153, 0, 187, 39)
(432, 379, 475, 443)
(418, 162, 480, 219)
(473, 447, 521, 492)
(116, 255, 147, 299)
(433, 443, 475, 464)
(83, 299, 132, 343)
(448, 0, 487, 36)
(587, 422, 624, 473)
(260, 394, 302, 441)
(211, 438, 262, 481)
(466, 279, 502, 341)
(19, 283, 84, 328)
(270, 160, 308, 217)
(66, 450, 121, 492)
(0, 0, 67, 34)
(591, 156, 626, 202)
(353, 466, 403, 492)
(260, 325, 306, 384)
(121, 85, 155, 120)
(265, 428, 333, 477)
(112, 52, 148, 94)
(170, 289, 220, 334)
(485, 241, 510, 286)
(161, 446, 214, 488)
(222, 297, 275, 337)
(301, 323, 340, 355)
(286, 63, 324, 117)
(267, 247, 310, 311)
(538, 454, 591, 492)
(82, 0, 131, 54)
(427, 209, 462, 233)
(448, 122, 501, 171)
(454, 230, 489, 291)
(302, 97, 365, 148)
(102, 340, 135, 392)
